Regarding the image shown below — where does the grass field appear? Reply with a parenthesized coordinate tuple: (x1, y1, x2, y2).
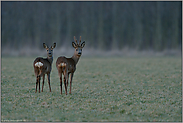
(1, 56, 182, 122)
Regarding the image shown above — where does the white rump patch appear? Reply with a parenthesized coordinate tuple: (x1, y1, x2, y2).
(58, 63, 66, 67)
(35, 62, 43, 68)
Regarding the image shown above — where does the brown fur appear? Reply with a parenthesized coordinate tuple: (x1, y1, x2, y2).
(56, 36, 85, 95)
(33, 43, 56, 93)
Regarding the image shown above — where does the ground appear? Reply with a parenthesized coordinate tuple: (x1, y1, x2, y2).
(1, 56, 182, 122)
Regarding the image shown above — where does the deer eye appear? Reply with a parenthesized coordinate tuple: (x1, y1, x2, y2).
(81, 49, 82, 51)
(76, 49, 78, 51)
(47, 50, 49, 52)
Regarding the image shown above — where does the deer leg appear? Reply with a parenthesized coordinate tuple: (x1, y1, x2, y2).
(42, 74, 45, 92)
(47, 73, 51, 92)
(63, 68, 68, 95)
(59, 72, 62, 95)
(64, 70, 68, 95)
(38, 76, 41, 93)
(69, 73, 74, 94)
(66, 74, 69, 93)
(35, 75, 39, 93)
(63, 75, 67, 95)
(66, 74, 69, 87)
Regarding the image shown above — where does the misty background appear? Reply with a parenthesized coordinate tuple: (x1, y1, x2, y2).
(1, 1, 182, 57)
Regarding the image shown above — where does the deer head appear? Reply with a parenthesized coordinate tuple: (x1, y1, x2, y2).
(72, 36, 85, 57)
(43, 43, 56, 57)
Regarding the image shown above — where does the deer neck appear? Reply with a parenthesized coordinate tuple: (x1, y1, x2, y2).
(47, 56, 53, 64)
(71, 54, 80, 65)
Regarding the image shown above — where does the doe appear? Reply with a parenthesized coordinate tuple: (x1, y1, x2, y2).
(56, 36, 85, 95)
(33, 43, 56, 93)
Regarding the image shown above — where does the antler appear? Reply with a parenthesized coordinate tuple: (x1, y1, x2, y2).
(79, 36, 81, 45)
(74, 36, 78, 44)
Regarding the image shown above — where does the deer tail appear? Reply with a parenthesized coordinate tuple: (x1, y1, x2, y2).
(58, 63, 66, 68)
(34, 60, 43, 76)
(35, 61, 43, 68)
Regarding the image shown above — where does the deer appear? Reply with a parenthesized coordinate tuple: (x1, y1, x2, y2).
(56, 36, 85, 95)
(33, 43, 56, 93)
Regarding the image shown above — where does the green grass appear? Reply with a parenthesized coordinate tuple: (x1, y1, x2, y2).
(1, 56, 182, 122)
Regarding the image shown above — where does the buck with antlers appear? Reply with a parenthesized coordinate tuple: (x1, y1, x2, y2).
(56, 36, 85, 95)
(33, 43, 56, 93)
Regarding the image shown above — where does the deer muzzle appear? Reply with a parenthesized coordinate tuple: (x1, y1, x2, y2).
(78, 52, 82, 55)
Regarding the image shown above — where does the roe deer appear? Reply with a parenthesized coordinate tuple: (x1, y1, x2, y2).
(56, 36, 85, 95)
(33, 43, 56, 93)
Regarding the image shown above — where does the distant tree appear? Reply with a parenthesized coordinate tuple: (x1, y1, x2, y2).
(97, 2, 104, 50)
(1, 1, 182, 54)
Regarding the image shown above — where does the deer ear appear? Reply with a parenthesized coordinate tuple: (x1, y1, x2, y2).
(51, 43, 56, 49)
(81, 41, 85, 48)
(43, 43, 48, 49)
(72, 42, 77, 48)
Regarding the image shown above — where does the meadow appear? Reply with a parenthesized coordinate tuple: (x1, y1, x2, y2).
(1, 56, 182, 122)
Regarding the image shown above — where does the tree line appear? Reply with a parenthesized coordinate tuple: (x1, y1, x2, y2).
(1, 1, 182, 52)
